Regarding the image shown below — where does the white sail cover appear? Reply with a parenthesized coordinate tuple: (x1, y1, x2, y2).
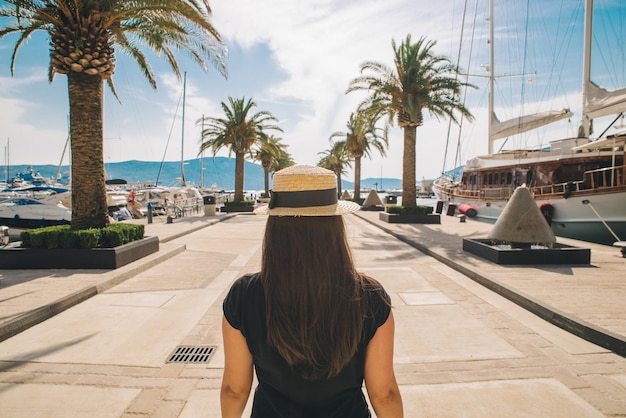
(571, 135, 626, 151)
(585, 81, 626, 119)
(490, 109, 572, 140)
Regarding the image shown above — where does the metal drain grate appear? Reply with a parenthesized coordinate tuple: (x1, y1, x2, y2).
(167, 345, 216, 364)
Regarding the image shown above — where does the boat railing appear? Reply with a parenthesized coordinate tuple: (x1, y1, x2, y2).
(482, 187, 513, 200)
(449, 164, 625, 200)
(453, 187, 514, 200)
(531, 164, 626, 197)
(582, 164, 625, 189)
(166, 196, 204, 218)
(532, 182, 575, 196)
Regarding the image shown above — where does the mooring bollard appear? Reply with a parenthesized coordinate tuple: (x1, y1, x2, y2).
(147, 202, 153, 224)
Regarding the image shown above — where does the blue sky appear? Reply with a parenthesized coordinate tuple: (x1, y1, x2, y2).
(1, 0, 625, 182)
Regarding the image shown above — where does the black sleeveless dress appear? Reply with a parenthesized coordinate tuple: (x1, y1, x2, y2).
(223, 273, 391, 418)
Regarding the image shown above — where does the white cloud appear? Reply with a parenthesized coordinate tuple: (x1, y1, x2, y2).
(208, 0, 495, 179)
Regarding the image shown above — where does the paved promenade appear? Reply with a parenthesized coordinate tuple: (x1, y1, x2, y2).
(1, 211, 626, 416)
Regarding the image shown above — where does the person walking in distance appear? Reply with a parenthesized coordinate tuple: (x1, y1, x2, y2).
(221, 165, 403, 417)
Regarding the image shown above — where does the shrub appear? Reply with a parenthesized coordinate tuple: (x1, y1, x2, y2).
(76, 228, 102, 249)
(385, 205, 434, 215)
(102, 223, 144, 247)
(224, 200, 256, 207)
(20, 223, 145, 249)
(59, 229, 80, 248)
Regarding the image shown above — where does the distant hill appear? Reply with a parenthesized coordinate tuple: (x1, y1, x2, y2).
(4, 157, 266, 191)
(3, 158, 410, 191)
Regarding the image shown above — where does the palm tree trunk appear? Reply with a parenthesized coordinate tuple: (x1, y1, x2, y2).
(263, 164, 270, 196)
(68, 72, 109, 230)
(402, 126, 417, 207)
(337, 174, 342, 198)
(354, 157, 362, 200)
(234, 151, 245, 201)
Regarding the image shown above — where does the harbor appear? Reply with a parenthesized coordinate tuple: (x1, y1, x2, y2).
(1, 211, 626, 416)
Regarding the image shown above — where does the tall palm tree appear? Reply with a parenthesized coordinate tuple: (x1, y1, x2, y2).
(1, 0, 226, 230)
(329, 111, 388, 201)
(199, 97, 282, 202)
(347, 34, 473, 208)
(318, 140, 351, 198)
(254, 135, 290, 197)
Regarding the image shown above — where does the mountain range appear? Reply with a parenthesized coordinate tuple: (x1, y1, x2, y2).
(3, 157, 405, 191)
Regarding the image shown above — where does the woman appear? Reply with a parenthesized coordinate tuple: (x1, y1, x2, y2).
(221, 165, 403, 417)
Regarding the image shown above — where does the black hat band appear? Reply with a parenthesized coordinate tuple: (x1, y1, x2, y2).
(268, 188, 338, 209)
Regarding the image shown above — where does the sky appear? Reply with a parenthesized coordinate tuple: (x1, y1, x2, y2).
(1, 0, 625, 184)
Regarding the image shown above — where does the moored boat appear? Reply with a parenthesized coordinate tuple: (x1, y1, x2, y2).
(0, 197, 71, 228)
(433, 0, 626, 246)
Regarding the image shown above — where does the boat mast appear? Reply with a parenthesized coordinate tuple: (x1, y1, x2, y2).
(487, 0, 495, 154)
(181, 72, 187, 186)
(200, 115, 205, 189)
(55, 115, 70, 183)
(579, 0, 593, 138)
(5, 137, 8, 184)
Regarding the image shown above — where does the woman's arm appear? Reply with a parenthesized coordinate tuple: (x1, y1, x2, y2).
(364, 311, 404, 418)
(221, 316, 254, 418)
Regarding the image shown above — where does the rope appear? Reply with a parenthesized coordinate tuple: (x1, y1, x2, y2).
(584, 200, 622, 242)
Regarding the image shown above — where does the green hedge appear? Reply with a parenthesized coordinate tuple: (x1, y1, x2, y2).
(385, 205, 434, 215)
(20, 223, 145, 249)
(224, 200, 256, 207)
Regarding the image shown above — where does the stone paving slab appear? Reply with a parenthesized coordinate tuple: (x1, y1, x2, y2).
(0, 383, 140, 418)
(354, 210, 626, 355)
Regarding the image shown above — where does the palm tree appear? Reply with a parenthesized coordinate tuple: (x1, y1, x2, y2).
(347, 34, 474, 208)
(329, 111, 388, 201)
(0, 0, 226, 230)
(199, 97, 282, 202)
(271, 149, 294, 173)
(318, 140, 351, 198)
(254, 135, 290, 197)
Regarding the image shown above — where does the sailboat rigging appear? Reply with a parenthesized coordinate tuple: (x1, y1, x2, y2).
(180, 72, 187, 186)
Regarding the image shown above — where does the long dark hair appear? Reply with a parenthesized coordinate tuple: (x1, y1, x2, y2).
(260, 215, 367, 381)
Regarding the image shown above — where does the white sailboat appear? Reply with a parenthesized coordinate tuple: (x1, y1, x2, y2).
(135, 72, 204, 218)
(433, 0, 626, 246)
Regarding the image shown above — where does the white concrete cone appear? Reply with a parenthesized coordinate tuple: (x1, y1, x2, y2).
(488, 186, 556, 244)
(363, 190, 383, 207)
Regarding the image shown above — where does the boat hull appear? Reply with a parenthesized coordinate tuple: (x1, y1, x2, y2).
(0, 197, 72, 229)
(434, 188, 626, 246)
(0, 217, 70, 229)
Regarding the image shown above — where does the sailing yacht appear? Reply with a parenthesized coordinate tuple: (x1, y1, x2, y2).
(433, 0, 626, 246)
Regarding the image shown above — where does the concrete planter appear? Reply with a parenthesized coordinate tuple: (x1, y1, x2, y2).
(462, 238, 590, 265)
(0, 236, 159, 269)
(221, 205, 255, 213)
(379, 212, 441, 224)
(361, 206, 384, 212)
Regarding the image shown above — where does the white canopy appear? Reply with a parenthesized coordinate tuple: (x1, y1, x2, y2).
(571, 135, 626, 151)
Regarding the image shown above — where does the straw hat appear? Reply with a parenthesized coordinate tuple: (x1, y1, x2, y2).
(255, 165, 361, 216)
